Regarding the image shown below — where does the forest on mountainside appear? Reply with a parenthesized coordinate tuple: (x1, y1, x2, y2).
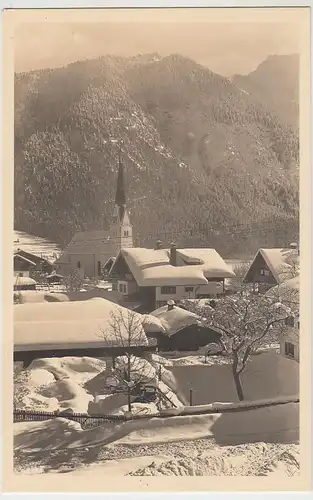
(14, 53, 299, 257)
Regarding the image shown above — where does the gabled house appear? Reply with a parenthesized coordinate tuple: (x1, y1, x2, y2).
(14, 249, 55, 277)
(243, 246, 299, 293)
(14, 253, 36, 278)
(108, 244, 235, 311)
(267, 276, 300, 363)
(147, 301, 222, 351)
(55, 156, 133, 278)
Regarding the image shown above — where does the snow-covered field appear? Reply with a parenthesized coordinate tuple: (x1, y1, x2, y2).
(14, 351, 300, 476)
(14, 230, 61, 261)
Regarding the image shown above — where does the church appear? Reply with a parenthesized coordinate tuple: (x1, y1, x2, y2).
(55, 157, 133, 278)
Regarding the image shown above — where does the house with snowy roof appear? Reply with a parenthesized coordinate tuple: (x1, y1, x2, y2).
(243, 244, 299, 293)
(108, 243, 235, 311)
(54, 156, 133, 278)
(14, 249, 55, 278)
(147, 301, 222, 351)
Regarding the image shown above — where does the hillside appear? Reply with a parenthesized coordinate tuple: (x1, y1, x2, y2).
(232, 54, 299, 130)
(14, 54, 299, 256)
(14, 230, 60, 261)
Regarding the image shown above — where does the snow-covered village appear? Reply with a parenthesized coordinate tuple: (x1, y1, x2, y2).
(11, 8, 304, 483)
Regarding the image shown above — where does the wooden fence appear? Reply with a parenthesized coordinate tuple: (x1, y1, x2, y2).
(13, 409, 130, 428)
(13, 397, 299, 429)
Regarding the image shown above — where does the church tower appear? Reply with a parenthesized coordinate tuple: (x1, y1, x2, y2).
(110, 154, 133, 251)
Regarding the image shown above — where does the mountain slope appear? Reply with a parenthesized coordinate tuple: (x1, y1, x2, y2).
(14, 54, 299, 257)
(232, 54, 299, 130)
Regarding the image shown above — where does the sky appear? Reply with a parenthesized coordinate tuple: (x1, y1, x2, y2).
(14, 18, 300, 77)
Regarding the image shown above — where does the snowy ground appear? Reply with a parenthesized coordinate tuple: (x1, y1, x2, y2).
(14, 408, 299, 476)
(14, 350, 300, 476)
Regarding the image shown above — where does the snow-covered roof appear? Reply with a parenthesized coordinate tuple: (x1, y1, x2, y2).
(16, 291, 69, 304)
(244, 248, 299, 284)
(176, 249, 236, 279)
(14, 276, 37, 286)
(111, 247, 235, 287)
(14, 253, 37, 266)
(150, 304, 202, 336)
(14, 299, 163, 351)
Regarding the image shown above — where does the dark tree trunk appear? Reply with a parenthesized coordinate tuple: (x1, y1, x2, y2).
(232, 366, 244, 401)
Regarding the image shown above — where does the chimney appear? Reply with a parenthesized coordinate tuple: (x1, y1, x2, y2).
(155, 240, 163, 250)
(170, 241, 177, 266)
(167, 300, 175, 311)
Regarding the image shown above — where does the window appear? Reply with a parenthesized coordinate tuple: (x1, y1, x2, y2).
(185, 287, 194, 293)
(118, 283, 127, 294)
(97, 261, 102, 276)
(260, 269, 264, 275)
(77, 261, 81, 269)
(264, 269, 270, 277)
(285, 342, 295, 358)
(285, 316, 295, 327)
(161, 286, 176, 295)
(112, 282, 118, 291)
(124, 230, 129, 237)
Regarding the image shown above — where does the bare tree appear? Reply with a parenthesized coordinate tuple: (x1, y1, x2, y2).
(276, 247, 299, 283)
(62, 269, 84, 292)
(101, 308, 157, 413)
(185, 285, 299, 401)
(227, 260, 253, 294)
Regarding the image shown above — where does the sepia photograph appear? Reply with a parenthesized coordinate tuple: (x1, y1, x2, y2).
(2, 4, 311, 493)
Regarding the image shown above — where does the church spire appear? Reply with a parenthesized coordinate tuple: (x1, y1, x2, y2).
(115, 152, 126, 208)
(110, 150, 133, 251)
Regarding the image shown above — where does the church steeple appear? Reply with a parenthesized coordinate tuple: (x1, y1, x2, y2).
(115, 153, 126, 221)
(111, 152, 133, 251)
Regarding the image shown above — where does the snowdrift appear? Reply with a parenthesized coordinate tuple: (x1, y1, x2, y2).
(15, 357, 107, 413)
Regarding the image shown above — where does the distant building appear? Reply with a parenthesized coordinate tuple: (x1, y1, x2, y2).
(281, 314, 300, 363)
(267, 276, 300, 363)
(14, 250, 55, 278)
(243, 246, 299, 293)
(55, 157, 133, 278)
(108, 244, 235, 311)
